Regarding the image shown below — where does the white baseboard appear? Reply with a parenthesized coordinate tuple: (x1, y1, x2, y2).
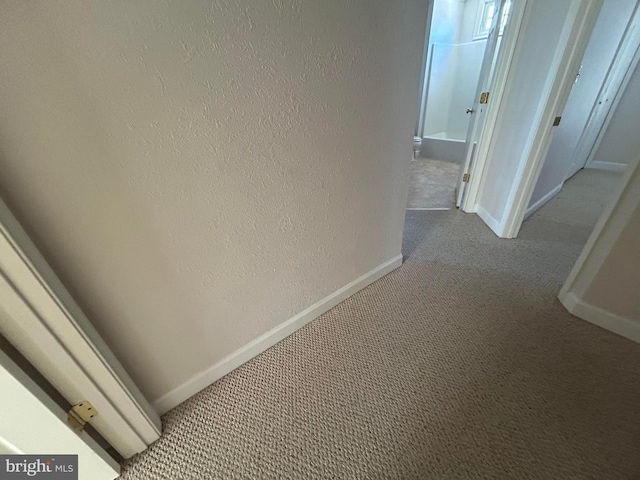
(476, 205, 503, 237)
(152, 254, 404, 414)
(560, 292, 640, 344)
(524, 183, 563, 220)
(406, 207, 451, 211)
(587, 161, 628, 173)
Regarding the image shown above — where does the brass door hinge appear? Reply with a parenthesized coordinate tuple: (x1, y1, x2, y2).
(553, 116, 562, 126)
(463, 173, 470, 183)
(67, 401, 97, 432)
(479, 92, 490, 104)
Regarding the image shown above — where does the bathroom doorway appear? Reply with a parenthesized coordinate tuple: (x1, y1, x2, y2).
(408, 0, 512, 210)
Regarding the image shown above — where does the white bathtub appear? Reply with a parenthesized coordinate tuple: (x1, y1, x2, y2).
(421, 132, 466, 163)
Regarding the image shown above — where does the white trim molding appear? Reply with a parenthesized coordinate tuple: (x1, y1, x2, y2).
(476, 205, 503, 235)
(406, 207, 452, 211)
(0, 348, 120, 479)
(561, 293, 640, 343)
(524, 183, 563, 220)
(559, 154, 639, 300)
(462, 0, 529, 212)
(152, 254, 404, 414)
(587, 161, 628, 173)
(0, 199, 161, 458)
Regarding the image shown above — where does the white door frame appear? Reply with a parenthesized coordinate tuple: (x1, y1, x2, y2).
(412, 0, 530, 213)
(457, 0, 509, 208)
(0, 198, 161, 459)
(459, 0, 529, 212)
(482, 0, 604, 238)
(0, 348, 120, 479)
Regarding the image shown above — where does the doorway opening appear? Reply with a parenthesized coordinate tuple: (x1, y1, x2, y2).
(403, 0, 640, 344)
(407, 0, 512, 211)
(524, 0, 640, 225)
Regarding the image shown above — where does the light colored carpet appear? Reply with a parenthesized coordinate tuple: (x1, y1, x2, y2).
(121, 169, 640, 480)
(406, 157, 459, 209)
(527, 168, 622, 228)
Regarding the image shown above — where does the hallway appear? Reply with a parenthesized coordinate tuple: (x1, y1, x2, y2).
(121, 169, 640, 479)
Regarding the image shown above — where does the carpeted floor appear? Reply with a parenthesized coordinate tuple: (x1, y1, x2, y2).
(120, 168, 640, 480)
(406, 157, 459, 209)
(526, 168, 622, 228)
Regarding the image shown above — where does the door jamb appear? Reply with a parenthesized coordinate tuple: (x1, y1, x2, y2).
(0, 198, 161, 458)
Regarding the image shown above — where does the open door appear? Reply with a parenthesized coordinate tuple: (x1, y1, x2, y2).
(456, 0, 512, 208)
(468, 0, 604, 238)
(0, 348, 120, 480)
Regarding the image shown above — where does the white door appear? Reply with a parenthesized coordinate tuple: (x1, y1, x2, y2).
(568, 2, 640, 177)
(525, 0, 638, 217)
(456, 0, 511, 208)
(470, 0, 604, 238)
(0, 348, 119, 479)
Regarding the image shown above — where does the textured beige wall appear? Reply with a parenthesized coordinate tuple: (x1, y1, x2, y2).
(0, 1, 427, 402)
(582, 178, 640, 321)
